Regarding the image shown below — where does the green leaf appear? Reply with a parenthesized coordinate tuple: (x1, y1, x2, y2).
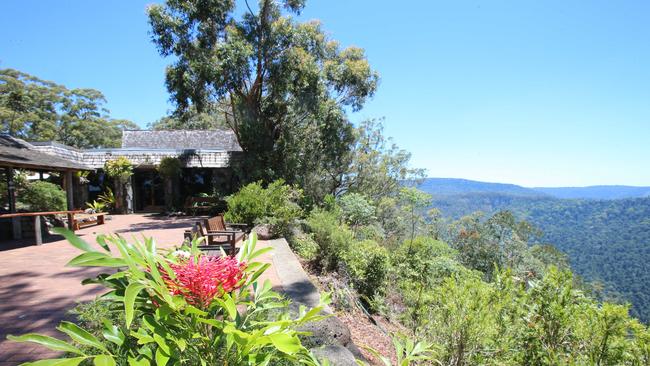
(153, 333, 170, 355)
(127, 357, 150, 366)
(53, 228, 96, 252)
(268, 333, 302, 354)
(7, 334, 84, 355)
(95, 235, 111, 253)
(124, 283, 146, 328)
(21, 357, 87, 366)
(93, 355, 116, 366)
(57, 322, 108, 353)
(67, 252, 126, 267)
(247, 247, 273, 261)
(101, 320, 125, 346)
(248, 263, 271, 285)
(215, 294, 237, 320)
(131, 328, 154, 344)
(155, 348, 170, 366)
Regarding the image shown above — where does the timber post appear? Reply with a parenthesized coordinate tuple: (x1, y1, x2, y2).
(6, 167, 22, 240)
(65, 170, 75, 211)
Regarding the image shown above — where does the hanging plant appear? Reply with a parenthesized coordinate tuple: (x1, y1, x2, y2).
(104, 156, 133, 183)
(157, 157, 182, 178)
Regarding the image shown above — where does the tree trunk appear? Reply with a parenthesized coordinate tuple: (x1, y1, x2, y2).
(114, 181, 124, 214)
(164, 177, 173, 212)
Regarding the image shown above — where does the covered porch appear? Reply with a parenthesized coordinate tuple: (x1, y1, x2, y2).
(0, 135, 90, 244)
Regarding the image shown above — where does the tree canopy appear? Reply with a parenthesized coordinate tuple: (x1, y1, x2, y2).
(0, 69, 137, 148)
(148, 0, 379, 198)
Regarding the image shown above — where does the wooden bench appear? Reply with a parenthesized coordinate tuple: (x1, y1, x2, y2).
(184, 197, 222, 215)
(0, 210, 83, 245)
(72, 212, 107, 231)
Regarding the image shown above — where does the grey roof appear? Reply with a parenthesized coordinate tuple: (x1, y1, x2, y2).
(0, 135, 91, 171)
(122, 130, 242, 151)
(29, 140, 83, 152)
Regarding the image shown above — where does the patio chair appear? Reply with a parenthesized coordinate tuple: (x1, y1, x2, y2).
(204, 214, 249, 233)
(183, 221, 244, 256)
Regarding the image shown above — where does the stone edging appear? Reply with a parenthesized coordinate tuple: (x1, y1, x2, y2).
(265, 238, 365, 365)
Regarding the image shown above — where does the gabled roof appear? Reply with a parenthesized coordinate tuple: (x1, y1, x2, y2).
(0, 135, 90, 171)
(121, 130, 242, 151)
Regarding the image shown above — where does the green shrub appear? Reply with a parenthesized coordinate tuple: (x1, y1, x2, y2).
(97, 187, 116, 211)
(157, 157, 182, 178)
(85, 200, 106, 213)
(103, 156, 133, 183)
(342, 239, 390, 306)
(354, 224, 385, 241)
(225, 179, 303, 238)
(22, 180, 67, 211)
(289, 232, 319, 261)
(306, 208, 353, 271)
(395, 237, 472, 290)
(338, 193, 375, 228)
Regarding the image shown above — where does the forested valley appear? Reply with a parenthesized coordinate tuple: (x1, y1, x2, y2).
(421, 179, 650, 323)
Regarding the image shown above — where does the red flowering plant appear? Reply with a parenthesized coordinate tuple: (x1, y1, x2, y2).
(162, 254, 247, 309)
(8, 230, 331, 366)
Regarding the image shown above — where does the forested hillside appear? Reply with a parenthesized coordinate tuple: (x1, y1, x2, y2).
(426, 191, 650, 322)
(534, 185, 650, 200)
(418, 178, 544, 197)
(419, 178, 650, 200)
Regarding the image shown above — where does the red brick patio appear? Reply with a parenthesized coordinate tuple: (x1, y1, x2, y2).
(0, 214, 281, 365)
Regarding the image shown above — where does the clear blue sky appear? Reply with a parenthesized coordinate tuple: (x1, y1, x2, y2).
(2, 1, 649, 187)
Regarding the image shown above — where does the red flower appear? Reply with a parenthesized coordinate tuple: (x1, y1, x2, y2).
(163, 255, 247, 308)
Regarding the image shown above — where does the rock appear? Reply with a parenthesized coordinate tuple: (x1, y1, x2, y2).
(252, 224, 273, 240)
(311, 345, 358, 366)
(299, 314, 352, 349)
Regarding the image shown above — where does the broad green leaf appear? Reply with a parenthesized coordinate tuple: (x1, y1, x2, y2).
(247, 247, 273, 261)
(57, 322, 108, 353)
(127, 357, 150, 366)
(53, 228, 96, 252)
(67, 252, 125, 267)
(7, 334, 84, 355)
(215, 294, 237, 320)
(131, 328, 154, 344)
(93, 355, 116, 366)
(175, 338, 187, 352)
(248, 263, 271, 285)
(268, 333, 302, 354)
(95, 235, 111, 252)
(196, 318, 225, 328)
(155, 348, 170, 366)
(153, 333, 170, 355)
(101, 320, 125, 346)
(183, 305, 207, 317)
(21, 357, 87, 366)
(105, 271, 127, 280)
(124, 283, 146, 328)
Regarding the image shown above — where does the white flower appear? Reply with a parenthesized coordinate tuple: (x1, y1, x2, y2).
(172, 250, 191, 259)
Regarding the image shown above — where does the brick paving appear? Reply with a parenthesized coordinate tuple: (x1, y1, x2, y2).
(0, 214, 282, 365)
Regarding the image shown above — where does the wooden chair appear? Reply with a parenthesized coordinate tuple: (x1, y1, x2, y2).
(183, 221, 244, 256)
(204, 215, 249, 233)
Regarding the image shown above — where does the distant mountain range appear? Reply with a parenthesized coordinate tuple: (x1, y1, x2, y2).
(416, 177, 650, 322)
(418, 178, 650, 200)
(533, 185, 650, 200)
